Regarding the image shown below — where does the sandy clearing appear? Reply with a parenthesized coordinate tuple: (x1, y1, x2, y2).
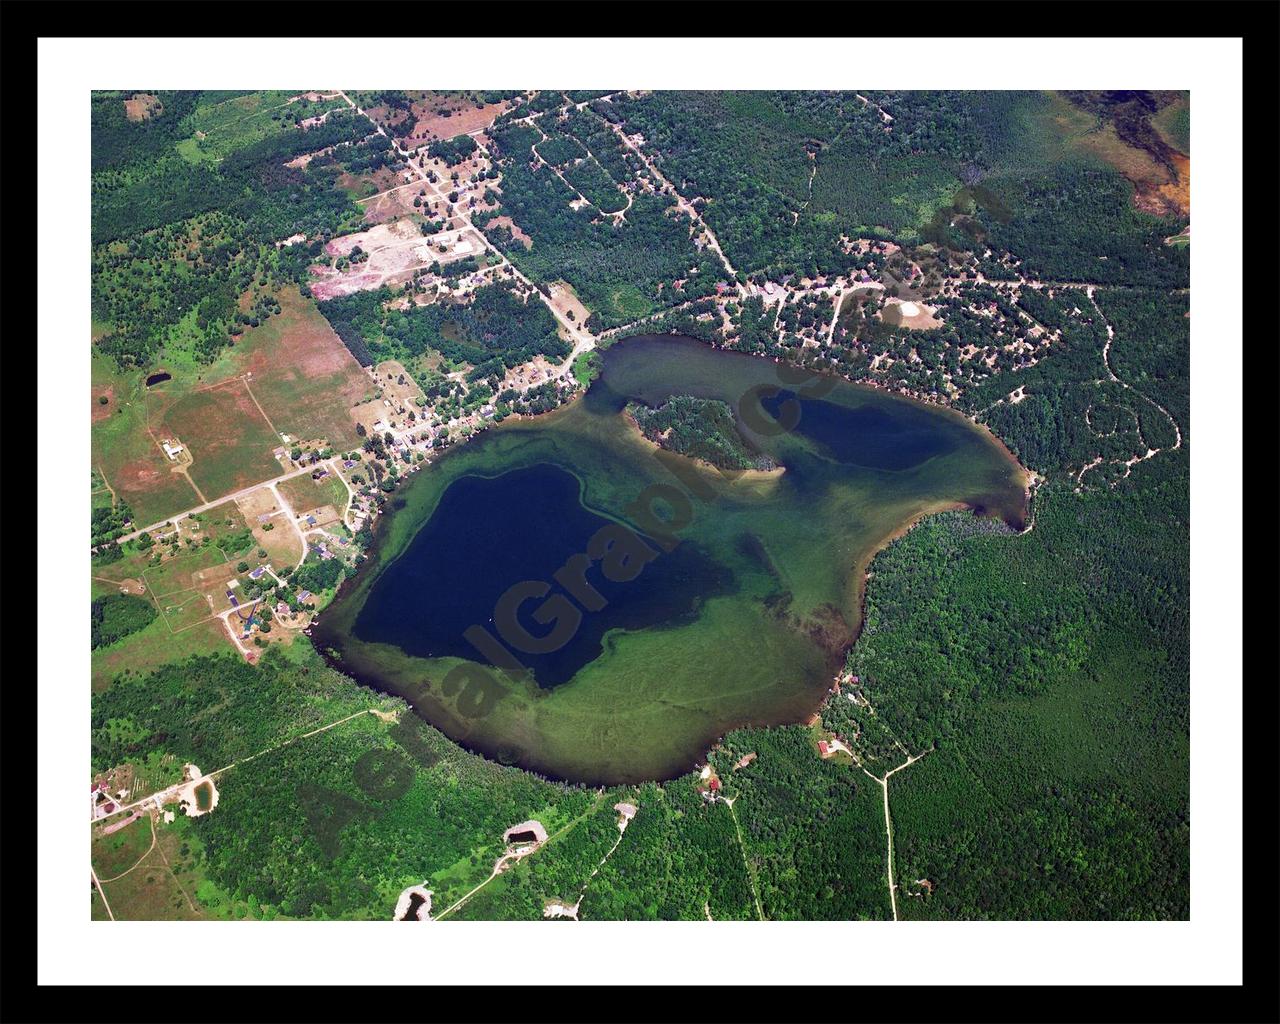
(880, 297, 943, 330)
(394, 884, 434, 921)
(175, 765, 220, 818)
(124, 93, 162, 122)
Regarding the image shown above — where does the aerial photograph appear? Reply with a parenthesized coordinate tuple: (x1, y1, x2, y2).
(86, 85, 1190, 926)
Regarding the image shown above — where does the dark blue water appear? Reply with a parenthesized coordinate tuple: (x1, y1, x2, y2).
(352, 464, 735, 688)
(759, 388, 954, 470)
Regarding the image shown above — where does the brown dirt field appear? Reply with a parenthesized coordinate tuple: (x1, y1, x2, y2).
(143, 546, 227, 597)
(99, 832, 206, 920)
(254, 518, 303, 566)
(312, 218, 441, 299)
(880, 298, 944, 331)
(159, 383, 282, 499)
(278, 475, 338, 516)
(397, 94, 511, 150)
(235, 486, 283, 522)
(93, 387, 116, 422)
(360, 184, 429, 225)
(306, 504, 343, 529)
(339, 166, 404, 200)
(486, 215, 533, 249)
(217, 288, 373, 449)
(124, 93, 163, 122)
(113, 457, 201, 518)
(1137, 152, 1190, 219)
(372, 359, 427, 408)
(549, 281, 591, 325)
(191, 562, 239, 589)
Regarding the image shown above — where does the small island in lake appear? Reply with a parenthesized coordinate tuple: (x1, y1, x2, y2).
(627, 395, 778, 473)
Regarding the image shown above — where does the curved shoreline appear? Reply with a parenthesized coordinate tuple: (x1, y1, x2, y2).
(311, 334, 1033, 786)
(620, 407, 786, 482)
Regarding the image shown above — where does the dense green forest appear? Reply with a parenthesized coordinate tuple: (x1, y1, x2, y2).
(91, 594, 158, 650)
(833, 264, 1190, 917)
(975, 168, 1188, 287)
(427, 133, 478, 165)
(628, 395, 774, 471)
(317, 281, 570, 380)
(605, 90, 1188, 291)
(479, 120, 723, 327)
(840, 463, 1188, 918)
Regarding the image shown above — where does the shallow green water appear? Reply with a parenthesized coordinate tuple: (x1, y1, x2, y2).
(313, 335, 1028, 783)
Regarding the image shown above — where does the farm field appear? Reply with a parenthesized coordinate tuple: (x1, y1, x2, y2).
(92, 353, 202, 525)
(217, 287, 372, 450)
(158, 381, 283, 499)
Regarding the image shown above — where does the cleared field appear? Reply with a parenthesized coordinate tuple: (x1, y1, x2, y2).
(160, 381, 282, 499)
(157, 588, 220, 632)
(92, 616, 229, 692)
(141, 546, 227, 598)
(92, 815, 154, 878)
(178, 91, 345, 165)
(224, 288, 371, 449)
(309, 219, 487, 300)
(254, 518, 303, 567)
(97, 834, 205, 920)
(92, 354, 202, 525)
(278, 472, 349, 518)
(179, 500, 254, 551)
(361, 91, 511, 151)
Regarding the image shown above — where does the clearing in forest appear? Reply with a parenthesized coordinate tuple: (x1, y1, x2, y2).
(222, 287, 372, 450)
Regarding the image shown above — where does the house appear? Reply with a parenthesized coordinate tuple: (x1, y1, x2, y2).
(298, 591, 312, 602)
(708, 777, 721, 792)
(161, 440, 184, 461)
(306, 515, 317, 526)
(249, 567, 265, 580)
(818, 741, 830, 756)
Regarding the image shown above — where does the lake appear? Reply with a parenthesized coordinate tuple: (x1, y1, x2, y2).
(312, 335, 1029, 784)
